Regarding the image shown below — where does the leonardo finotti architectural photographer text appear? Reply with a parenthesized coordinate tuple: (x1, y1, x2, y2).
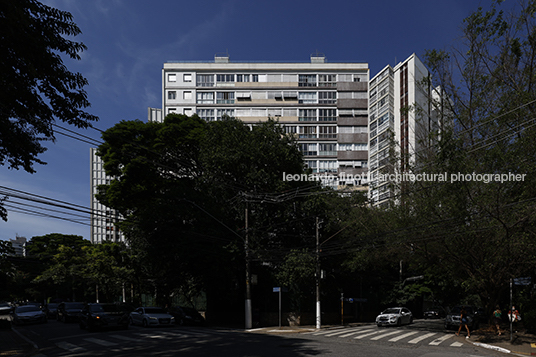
(282, 172, 527, 184)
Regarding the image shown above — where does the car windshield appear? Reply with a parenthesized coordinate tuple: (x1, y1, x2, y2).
(382, 308, 401, 314)
(90, 304, 120, 312)
(144, 307, 167, 314)
(65, 303, 84, 309)
(16, 306, 41, 313)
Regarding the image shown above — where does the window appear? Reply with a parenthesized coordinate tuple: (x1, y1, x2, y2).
(217, 74, 234, 83)
(299, 109, 316, 122)
(183, 91, 192, 100)
(319, 91, 336, 104)
(319, 109, 336, 121)
(299, 126, 317, 138)
(197, 109, 215, 121)
(217, 109, 234, 120)
(319, 143, 336, 155)
(319, 126, 336, 139)
(217, 92, 234, 104)
(318, 74, 336, 87)
(319, 160, 337, 173)
(183, 74, 192, 82)
(299, 74, 316, 87)
(197, 92, 214, 104)
(298, 92, 317, 104)
(167, 108, 177, 114)
(299, 143, 317, 156)
(305, 160, 317, 172)
(237, 74, 250, 82)
(252, 74, 259, 82)
(168, 74, 177, 82)
(167, 91, 176, 100)
(284, 126, 297, 134)
(197, 74, 214, 87)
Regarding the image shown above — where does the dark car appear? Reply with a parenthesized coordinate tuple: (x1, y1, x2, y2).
(445, 305, 479, 330)
(57, 302, 84, 322)
(79, 303, 130, 331)
(423, 306, 446, 319)
(11, 305, 47, 325)
(167, 306, 205, 326)
(45, 303, 59, 319)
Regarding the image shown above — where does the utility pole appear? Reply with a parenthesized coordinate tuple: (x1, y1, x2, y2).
(316, 217, 321, 329)
(245, 206, 252, 329)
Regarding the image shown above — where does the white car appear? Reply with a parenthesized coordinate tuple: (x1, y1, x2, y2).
(129, 307, 175, 327)
(376, 307, 413, 327)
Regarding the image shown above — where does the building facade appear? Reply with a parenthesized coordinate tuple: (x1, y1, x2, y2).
(368, 53, 442, 206)
(161, 54, 370, 188)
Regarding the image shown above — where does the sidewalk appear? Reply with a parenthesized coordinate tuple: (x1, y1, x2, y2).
(469, 326, 536, 356)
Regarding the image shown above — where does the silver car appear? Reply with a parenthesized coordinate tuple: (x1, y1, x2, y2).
(129, 307, 175, 327)
(11, 305, 48, 325)
(376, 307, 413, 327)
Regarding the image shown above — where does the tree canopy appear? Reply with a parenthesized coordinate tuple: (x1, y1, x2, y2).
(0, 0, 98, 220)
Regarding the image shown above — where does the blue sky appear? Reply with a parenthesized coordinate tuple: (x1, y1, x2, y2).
(0, 0, 484, 241)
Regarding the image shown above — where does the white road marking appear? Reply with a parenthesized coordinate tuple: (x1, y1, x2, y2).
(388, 331, 419, 341)
(408, 332, 436, 344)
(370, 330, 403, 340)
(429, 334, 454, 345)
(353, 330, 382, 339)
(83, 337, 118, 346)
(56, 341, 86, 352)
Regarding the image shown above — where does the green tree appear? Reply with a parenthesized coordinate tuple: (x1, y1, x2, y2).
(393, 0, 536, 315)
(0, 0, 98, 220)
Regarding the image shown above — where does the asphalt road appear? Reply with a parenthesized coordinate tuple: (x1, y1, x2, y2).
(11, 318, 506, 356)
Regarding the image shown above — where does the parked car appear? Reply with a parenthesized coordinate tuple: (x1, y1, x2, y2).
(167, 306, 205, 326)
(0, 302, 12, 315)
(445, 305, 479, 330)
(11, 305, 47, 325)
(129, 307, 175, 327)
(79, 303, 130, 331)
(57, 302, 84, 322)
(45, 303, 59, 319)
(376, 307, 413, 327)
(423, 306, 446, 319)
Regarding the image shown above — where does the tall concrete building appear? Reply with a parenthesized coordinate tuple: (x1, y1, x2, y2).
(368, 53, 442, 206)
(161, 54, 370, 188)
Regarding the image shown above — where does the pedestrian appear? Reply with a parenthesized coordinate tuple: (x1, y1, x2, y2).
(456, 306, 471, 338)
(493, 305, 502, 336)
(508, 305, 520, 323)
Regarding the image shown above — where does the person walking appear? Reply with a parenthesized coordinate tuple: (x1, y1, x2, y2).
(456, 306, 471, 338)
(493, 305, 502, 336)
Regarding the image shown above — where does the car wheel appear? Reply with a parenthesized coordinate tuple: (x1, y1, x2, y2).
(409, 317, 413, 324)
(142, 319, 148, 327)
(396, 318, 401, 327)
(129, 317, 134, 326)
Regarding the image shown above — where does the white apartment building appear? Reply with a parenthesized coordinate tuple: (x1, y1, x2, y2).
(368, 53, 442, 206)
(161, 54, 370, 188)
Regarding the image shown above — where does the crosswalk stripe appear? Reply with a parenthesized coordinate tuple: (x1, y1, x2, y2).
(408, 332, 436, 344)
(429, 334, 454, 345)
(450, 341, 464, 347)
(388, 331, 418, 342)
(326, 327, 369, 337)
(84, 337, 118, 346)
(56, 341, 86, 352)
(370, 330, 402, 340)
(312, 328, 345, 336)
(339, 328, 375, 338)
(109, 334, 139, 342)
(353, 330, 382, 339)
